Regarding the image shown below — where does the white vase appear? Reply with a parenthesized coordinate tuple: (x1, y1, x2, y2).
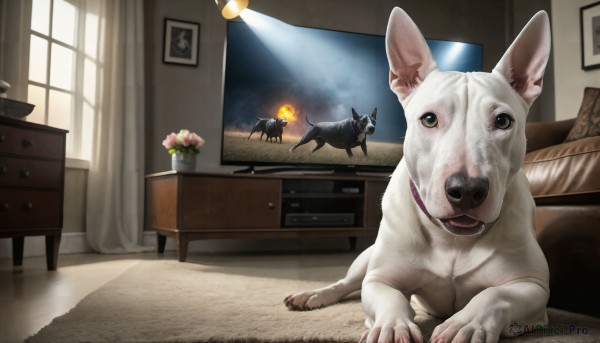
(171, 152, 197, 172)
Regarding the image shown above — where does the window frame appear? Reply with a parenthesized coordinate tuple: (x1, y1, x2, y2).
(25, 0, 100, 162)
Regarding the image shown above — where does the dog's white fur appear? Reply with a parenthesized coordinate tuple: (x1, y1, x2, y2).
(285, 7, 551, 343)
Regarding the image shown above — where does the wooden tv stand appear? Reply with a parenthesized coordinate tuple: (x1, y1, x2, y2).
(144, 171, 389, 261)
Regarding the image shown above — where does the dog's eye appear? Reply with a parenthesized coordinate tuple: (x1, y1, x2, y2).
(494, 113, 514, 130)
(420, 113, 438, 128)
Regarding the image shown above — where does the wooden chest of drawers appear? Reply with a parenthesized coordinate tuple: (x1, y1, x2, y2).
(0, 116, 67, 270)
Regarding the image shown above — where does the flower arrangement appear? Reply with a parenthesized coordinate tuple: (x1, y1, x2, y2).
(162, 129, 205, 156)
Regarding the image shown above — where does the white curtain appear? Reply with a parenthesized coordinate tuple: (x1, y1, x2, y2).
(0, 0, 29, 102)
(86, 0, 152, 253)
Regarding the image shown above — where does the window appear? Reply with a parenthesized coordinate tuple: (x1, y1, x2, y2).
(27, 0, 101, 161)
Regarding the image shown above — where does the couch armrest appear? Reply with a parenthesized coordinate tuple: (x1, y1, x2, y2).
(525, 119, 576, 153)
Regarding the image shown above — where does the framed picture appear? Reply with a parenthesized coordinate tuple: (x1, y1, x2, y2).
(163, 18, 200, 67)
(581, 1, 600, 70)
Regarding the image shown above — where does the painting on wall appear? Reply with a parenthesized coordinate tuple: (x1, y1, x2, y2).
(163, 18, 200, 67)
(581, 1, 600, 70)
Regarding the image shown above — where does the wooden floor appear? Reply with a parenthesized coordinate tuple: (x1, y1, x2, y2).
(0, 252, 175, 343)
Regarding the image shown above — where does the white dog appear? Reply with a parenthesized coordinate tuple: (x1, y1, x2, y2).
(285, 7, 551, 343)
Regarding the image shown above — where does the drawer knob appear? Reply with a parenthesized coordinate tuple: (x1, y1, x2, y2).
(24, 202, 33, 210)
(22, 139, 34, 147)
(20, 170, 30, 178)
(1, 203, 8, 210)
(0, 134, 4, 142)
(267, 202, 276, 209)
(0, 166, 6, 174)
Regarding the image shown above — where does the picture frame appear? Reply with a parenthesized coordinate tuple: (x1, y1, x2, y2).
(580, 1, 600, 70)
(163, 18, 200, 67)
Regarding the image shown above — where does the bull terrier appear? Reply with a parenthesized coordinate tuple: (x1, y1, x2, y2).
(248, 117, 288, 143)
(285, 8, 551, 343)
(290, 108, 377, 157)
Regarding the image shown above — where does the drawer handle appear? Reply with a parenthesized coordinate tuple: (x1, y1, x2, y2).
(0, 166, 6, 174)
(1, 203, 8, 210)
(23, 202, 33, 210)
(0, 134, 4, 142)
(22, 139, 34, 147)
(20, 170, 30, 178)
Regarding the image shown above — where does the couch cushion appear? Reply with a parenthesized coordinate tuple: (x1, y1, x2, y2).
(523, 136, 600, 200)
(564, 87, 600, 142)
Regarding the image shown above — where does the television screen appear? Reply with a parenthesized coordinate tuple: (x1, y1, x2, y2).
(221, 20, 482, 173)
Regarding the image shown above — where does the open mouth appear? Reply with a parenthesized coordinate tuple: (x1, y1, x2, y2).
(440, 216, 486, 236)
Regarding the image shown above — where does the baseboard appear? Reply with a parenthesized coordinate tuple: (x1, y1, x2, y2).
(0, 232, 93, 260)
(141, 231, 375, 254)
(0, 231, 375, 260)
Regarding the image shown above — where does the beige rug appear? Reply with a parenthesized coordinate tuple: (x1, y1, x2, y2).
(26, 253, 600, 343)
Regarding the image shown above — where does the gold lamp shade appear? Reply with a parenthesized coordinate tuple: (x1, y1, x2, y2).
(215, 0, 249, 19)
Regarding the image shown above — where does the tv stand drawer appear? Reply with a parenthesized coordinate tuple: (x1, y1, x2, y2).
(181, 176, 280, 229)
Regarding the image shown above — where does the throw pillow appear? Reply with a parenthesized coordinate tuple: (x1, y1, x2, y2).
(564, 87, 600, 142)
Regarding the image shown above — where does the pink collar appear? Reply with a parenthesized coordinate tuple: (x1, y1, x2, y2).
(409, 179, 432, 220)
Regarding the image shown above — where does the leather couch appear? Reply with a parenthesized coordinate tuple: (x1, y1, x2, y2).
(523, 88, 600, 318)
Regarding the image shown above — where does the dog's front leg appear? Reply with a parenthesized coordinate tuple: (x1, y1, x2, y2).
(360, 140, 368, 156)
(361, 278, 423, 343)
(431, 282, 548, 343)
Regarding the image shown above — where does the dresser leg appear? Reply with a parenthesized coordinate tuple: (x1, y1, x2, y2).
(177, 234, 189, 262)
(12, 237, 24, 266)
(45, 233, 61, 271)
(157, 233, 167, 253)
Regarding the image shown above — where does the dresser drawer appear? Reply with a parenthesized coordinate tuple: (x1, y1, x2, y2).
(0, 157, 63, 189)
(0, 189, 61, 229)
(0, 123, 65, 160)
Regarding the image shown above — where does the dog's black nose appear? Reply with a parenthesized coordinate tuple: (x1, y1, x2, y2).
(445, 173, 489, 210)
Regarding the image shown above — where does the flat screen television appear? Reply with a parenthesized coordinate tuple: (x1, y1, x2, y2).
(221, 20, 483, 174)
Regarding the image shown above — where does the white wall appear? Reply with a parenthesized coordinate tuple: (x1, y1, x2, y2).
(552, 0, 600, 120)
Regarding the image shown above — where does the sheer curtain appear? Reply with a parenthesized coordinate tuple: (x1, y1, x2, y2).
(86, 0, 152, 253)
(0, 0, 29, 102)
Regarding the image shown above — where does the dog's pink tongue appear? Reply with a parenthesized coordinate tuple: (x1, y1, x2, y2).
(448, 216, 481, 228)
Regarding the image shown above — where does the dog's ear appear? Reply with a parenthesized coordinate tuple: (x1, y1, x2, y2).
(352, 108, 359, 120)
(386, 7, 438, 102)
(371, 108, 377, 119)
(493, 11, 551, 107)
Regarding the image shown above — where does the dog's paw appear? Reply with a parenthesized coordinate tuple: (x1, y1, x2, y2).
(284, 291, 326, 311)
(430, 315, 502, 343)
(359, 319, 423, 343)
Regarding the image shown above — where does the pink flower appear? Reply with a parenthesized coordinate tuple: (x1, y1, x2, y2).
(162, 133, 177, 149)
(175, 129, 190, 146)
(190, 133, 205, 149)
(163, 129, 205, 155)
